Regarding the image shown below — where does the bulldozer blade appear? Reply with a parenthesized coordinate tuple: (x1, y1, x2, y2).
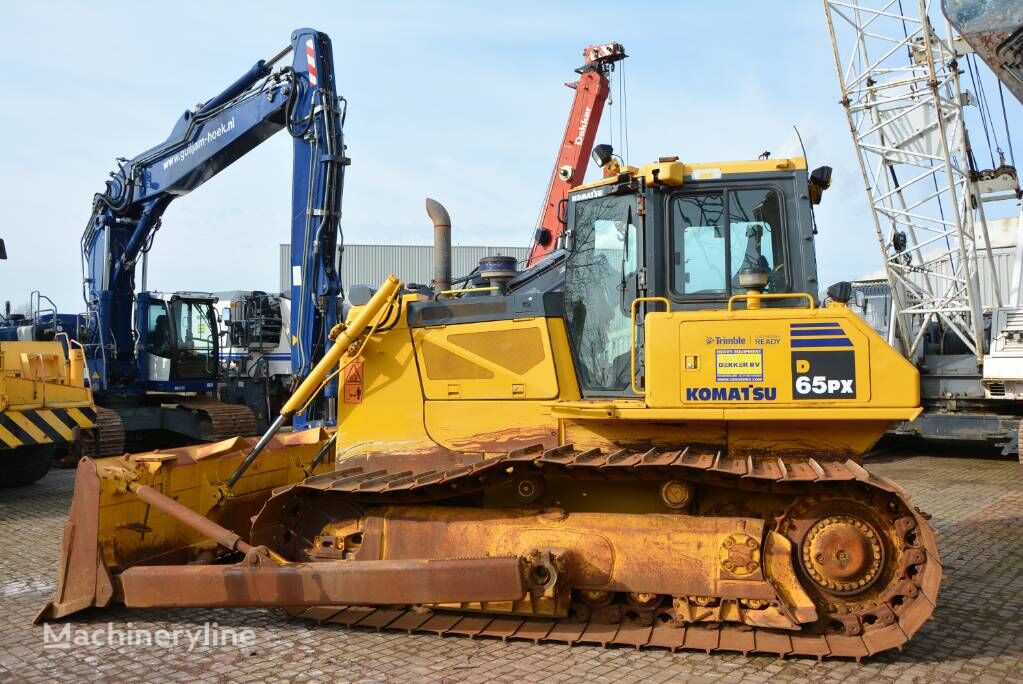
(37, 428, 334, 623)
(118, 557, 525, 608)
(37, 459, 115, 621)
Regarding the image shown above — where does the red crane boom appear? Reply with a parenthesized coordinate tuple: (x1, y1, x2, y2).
(527, 42, 626, 266)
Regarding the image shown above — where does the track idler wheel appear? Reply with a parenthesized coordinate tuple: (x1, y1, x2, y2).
(778, 489, 927, 640)
(801, 514, 884, 595)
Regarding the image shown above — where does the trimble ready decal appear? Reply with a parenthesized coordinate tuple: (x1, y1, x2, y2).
(754, 334, 782, 345)
(789, 322, 856, 399)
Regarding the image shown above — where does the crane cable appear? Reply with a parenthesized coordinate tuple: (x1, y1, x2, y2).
(617, 54, 626, 163)
(607, 58, 630, 166)
(967, 54, 998, 169)
(998, 81, 1017, 168)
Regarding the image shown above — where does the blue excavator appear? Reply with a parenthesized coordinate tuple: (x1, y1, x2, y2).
(6, 28, 348, 455)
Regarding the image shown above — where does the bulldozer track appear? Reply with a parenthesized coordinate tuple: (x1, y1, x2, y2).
(177, 399, 258, 442)
(283, 443, 941, 660)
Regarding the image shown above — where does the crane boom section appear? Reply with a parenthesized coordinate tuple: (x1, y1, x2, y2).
(527, 43, 625, 266)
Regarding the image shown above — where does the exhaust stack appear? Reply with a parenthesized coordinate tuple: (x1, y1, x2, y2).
(425, 198, 451, 294)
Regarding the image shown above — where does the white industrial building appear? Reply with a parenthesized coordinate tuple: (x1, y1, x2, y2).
(279, 243, 530, 295)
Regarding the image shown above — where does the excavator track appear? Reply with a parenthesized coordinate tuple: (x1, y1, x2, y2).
(62, 401, 256, 467)
(176, 398, 258, 442)
(77, 406, 126, 462)
(278, 444, 940, 660)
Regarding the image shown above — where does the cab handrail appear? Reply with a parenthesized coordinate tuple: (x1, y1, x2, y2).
(726, 292, 815, 312)
(630, 296, 671, 396)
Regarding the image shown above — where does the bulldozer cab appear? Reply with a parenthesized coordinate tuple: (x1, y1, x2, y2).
(563, 156, 825, 397)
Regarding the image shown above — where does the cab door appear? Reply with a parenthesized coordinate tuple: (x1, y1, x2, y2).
(563, 188, 643, 396)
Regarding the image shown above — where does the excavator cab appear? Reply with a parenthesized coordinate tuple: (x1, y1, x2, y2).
(137, 291, 219, 393)
(563, 150, 827, 397)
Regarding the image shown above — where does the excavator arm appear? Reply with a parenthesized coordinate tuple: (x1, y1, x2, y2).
(81, 28, 346, 427)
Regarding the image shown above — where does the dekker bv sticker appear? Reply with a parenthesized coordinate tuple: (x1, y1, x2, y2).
(715, 348, 764, 382)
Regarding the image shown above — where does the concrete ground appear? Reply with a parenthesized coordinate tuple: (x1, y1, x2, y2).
(1, 451, 1021, 683)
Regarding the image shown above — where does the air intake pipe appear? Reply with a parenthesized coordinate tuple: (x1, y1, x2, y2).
(426, 198, 452, 294)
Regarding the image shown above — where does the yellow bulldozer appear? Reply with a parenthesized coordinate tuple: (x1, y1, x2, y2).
(39, 147, 940, 659)
(0, 336, 97, 486)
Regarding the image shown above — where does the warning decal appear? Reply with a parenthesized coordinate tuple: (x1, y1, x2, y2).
(343, 361, 363, 404)
(343, 363, 363, 383)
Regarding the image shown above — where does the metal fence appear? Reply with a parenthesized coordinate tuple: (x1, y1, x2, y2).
(280, 244, 530, 295)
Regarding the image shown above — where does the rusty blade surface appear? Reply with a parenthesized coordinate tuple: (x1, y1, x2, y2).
(35, 459, 114, 622)
(119, 557, 525, 608)
(38, 429, 334, 622)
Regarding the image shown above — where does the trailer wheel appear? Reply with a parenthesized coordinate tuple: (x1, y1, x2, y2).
(1, 445, 56, 487)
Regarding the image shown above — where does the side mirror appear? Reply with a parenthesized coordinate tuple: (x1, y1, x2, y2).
(221, 306, 232, 322)
(809, 166, 833, 205)
(826, 281, 853, 304)
(0, 239, 7, 260)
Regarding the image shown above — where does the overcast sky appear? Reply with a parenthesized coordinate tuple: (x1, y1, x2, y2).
(1, 1, 1020, 312)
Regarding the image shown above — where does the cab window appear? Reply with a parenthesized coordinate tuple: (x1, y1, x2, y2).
(147, 301, 172, 358)
(671, 187, 787, 297)
(172, 300, 216, 356)
(672, 193, 726, 295)
(564, 193, 638, 393)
